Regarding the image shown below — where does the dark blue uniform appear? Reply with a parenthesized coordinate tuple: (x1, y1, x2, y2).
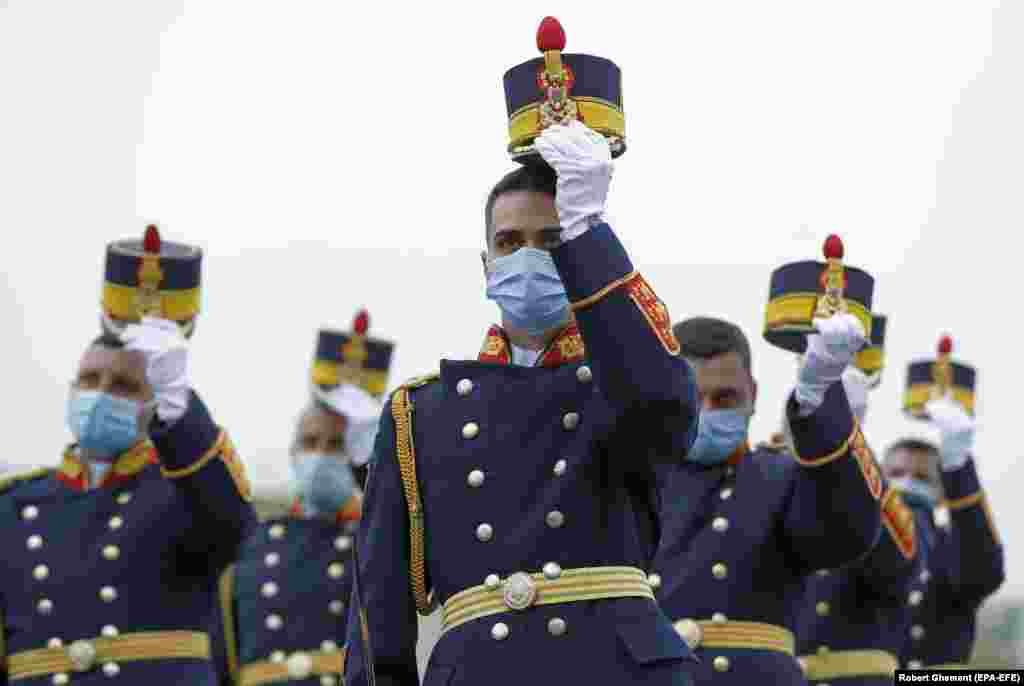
(0, 392, 255, 685)
(211, 511, 356, 686)
(898, 458, 1004, 670)
(794, 484, 925, 685)
(651, 384, 883, 685)
(345, 223, 700, 686)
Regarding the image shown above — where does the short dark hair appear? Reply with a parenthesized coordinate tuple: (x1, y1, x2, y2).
(885, 438, 939, 460)
(91, 332, 125, 350)
(673, 317, 753, 373)
(484, 163, 558, 247)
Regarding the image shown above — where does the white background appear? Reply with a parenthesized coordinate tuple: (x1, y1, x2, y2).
(1, 0, 1020, 614)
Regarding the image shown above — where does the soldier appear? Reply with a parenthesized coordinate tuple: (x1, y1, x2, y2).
(884, 336, 1005, 670)
(793, 316, 927, 685)
(0, 317, 255, 685)
(211, 318, 389, 686)
(344, 114, 700, 686)
(649, 312, 884, 684)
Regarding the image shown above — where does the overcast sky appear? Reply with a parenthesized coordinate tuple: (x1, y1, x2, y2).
(2, 1, 1020, 609)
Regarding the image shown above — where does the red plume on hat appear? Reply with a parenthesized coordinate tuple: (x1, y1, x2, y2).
(143, 224, 161, 253)
(937, 335, 953, 355)
(354, 309, 369, 336)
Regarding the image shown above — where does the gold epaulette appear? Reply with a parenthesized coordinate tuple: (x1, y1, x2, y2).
(0, 467, 52, 495)
(390, 383, 432, 616)
(400, 372, 440, 390)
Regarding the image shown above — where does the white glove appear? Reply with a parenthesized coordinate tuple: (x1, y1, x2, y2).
(794, 313, 868, 415)
(925, 394, 975, 471)
(120, 317, 190, 424)
(312, 384, 383, 467)
(533, 120, 612, 242)
(841, 366, 870, 426)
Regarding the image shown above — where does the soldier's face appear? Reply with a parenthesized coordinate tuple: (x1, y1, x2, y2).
(687, 352, 757, 413)
(487, 190, 563, 259)
(296, 406, 348, 459)
(883, 447, 939, 486)
(74, 345, 153, 403)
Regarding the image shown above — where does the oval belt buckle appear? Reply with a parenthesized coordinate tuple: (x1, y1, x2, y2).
(502, 572, 538, 611)
(67, 640, 97, 672)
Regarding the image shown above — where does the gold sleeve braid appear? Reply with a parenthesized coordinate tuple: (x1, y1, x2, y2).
(390, 387, 433, 616)
(218, 564, 240, 684)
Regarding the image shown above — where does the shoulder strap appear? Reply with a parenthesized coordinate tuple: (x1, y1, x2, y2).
(0, 467, 52, 494)
(218, 564, 240, 684)
(390, 386, 432, 616)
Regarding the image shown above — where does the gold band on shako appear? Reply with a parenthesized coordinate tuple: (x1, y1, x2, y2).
(310, 309, 395, 399)
(763, 234, 874, 354)
(100, 224, 202, 339)
(503, 17, 625, 163)
(853, 314, 887, 384)
(904, 335, 976, 418)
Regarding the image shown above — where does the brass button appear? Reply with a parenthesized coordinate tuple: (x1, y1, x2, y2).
(543, 562, 562, 580)
(328, 600, 344, 615)
(321, 676, 338, 686)
(553, 459, 567, 476)
(261, 581, 279, 598)
(491, 622, 509, 640)
(467, 470, 485, 488)
(548, 617, 567, 635)
(48, 638, 63, 648)
(102, 545, 120, 561)
(270, 651, 286, 663)
(100, 586, 117, 602)
(116, 492, 132, 505)
(562, 413, 580, 430)
(265, 552, 280, 567)
(22, 505, 39, 520)
(462, 422, 480, 439)
(908, 590, 923, 606)
(911, 625, 925, 640)
(102, 662, 120, 677)
(920, 569, 930, 583)
(712, 517, 729, 533)
(719, 488, 733, 500)
(576, 366, 593, 383)
(713, 656, 730, 672)
(328, 562, 344, 579)
(27, 534, 43, 550)
(476, 523, 494, 542)
(101, 625, 119, 637)
(334, 536, 352, 552)
(712, 563, 728, 580)
(269, 524, 286, 540)
(485, 574, 501, 589)
(546, 511, 565, 528)
(37, 598, 53, 614)
(647, 573, 662, 590)
(816, 569, 830, 576)
(817, 646, 830, 655)
(52, 674, 69, 685)
(711, 613, 727, 623)
(815, 601, 830, 616)
(108, 516, 123, 530)
(33, 564, 49, 581)
(321, 640, 338, 652)
(266, 614, 283, 630)
(457, 379, 474, 396)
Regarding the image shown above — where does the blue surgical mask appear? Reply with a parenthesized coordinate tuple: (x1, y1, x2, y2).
(291, 452, 357, 516)
(890, 476, 938, 509)
(485, 247, 570, 337)
(688, 409, 751, 465)
(66, 389, 142, 461)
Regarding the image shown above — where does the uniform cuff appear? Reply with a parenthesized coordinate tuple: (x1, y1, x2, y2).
(149, 390, 220, 471)
(551, 222, 634, 304)
(786, 381, 855, 465)
(942, 458, 981, 505)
